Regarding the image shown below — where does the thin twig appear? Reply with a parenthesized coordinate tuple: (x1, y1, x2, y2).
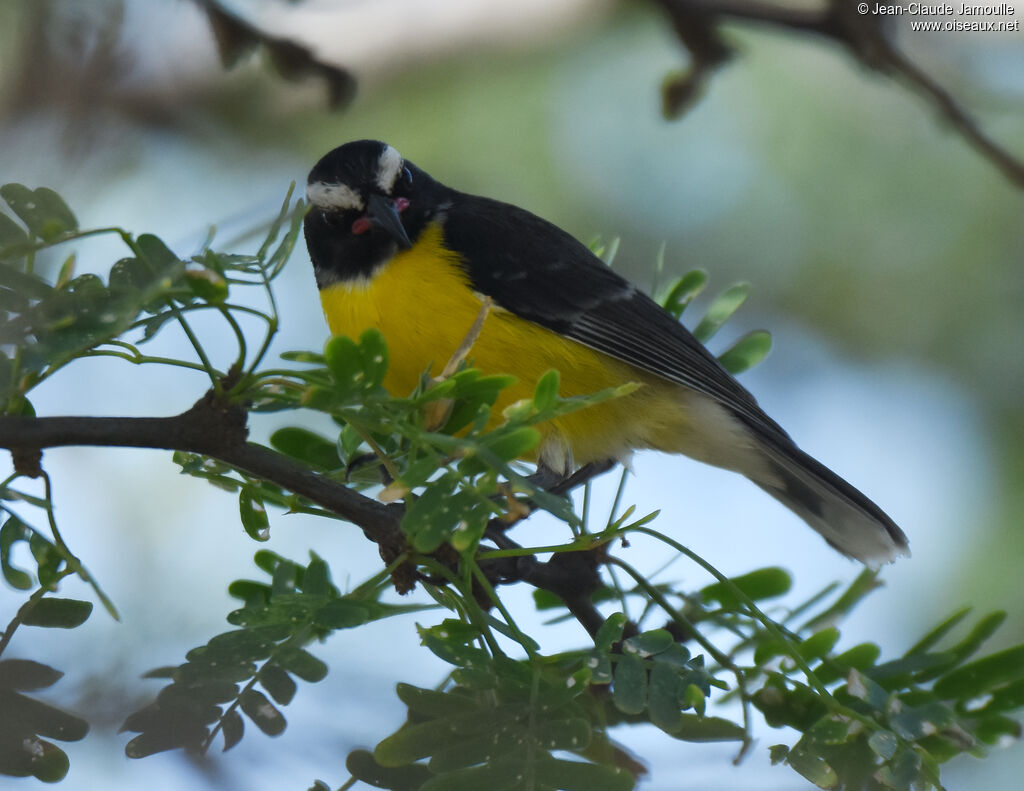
(654, 0, 1024, 189)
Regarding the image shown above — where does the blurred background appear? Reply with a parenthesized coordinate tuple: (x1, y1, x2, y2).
(1, 0, 1022, 788)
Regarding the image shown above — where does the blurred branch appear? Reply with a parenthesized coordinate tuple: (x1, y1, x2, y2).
(194, 0, 357, 108)
(653, 0, 1024, 189)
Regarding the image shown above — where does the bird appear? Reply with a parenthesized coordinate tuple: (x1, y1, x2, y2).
(302, 139, 909, 565)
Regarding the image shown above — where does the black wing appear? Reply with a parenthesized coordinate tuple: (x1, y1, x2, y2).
(440, 193, 790, 441)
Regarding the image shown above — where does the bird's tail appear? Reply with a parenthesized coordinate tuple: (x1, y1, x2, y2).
(750, 435, 909, 566)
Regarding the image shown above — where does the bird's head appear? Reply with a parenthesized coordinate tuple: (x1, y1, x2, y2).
(304, 140, 434, 286)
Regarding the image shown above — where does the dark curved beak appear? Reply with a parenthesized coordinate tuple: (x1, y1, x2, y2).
(366, 193, 412, 250)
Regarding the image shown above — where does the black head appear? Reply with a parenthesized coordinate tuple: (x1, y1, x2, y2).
(304, 140, 442, 287)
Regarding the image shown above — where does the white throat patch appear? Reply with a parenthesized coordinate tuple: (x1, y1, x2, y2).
(306, 181, 364, 212)
(376, 145, 404, 194)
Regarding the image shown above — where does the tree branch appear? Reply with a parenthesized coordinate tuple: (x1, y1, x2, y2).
(0, 397, 400, 547)
(654, 0, 1024, 188)
(0, 398, 622, 635)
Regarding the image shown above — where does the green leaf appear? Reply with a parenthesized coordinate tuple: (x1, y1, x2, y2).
(974, 713, 1023, 745)
(462, 426, 540, 472)
(717, 330, 771, 374)
(270, 427, 343, 470)
(693, 283, 749, 343)
(270, 557, 302, 595)
(870, 651, 954, 686)
(29, 532, 64, 588)
(375, 720, 457, 766)
(660, 269, 707, 319)
(946, 610, 1007, 662)
(239, 688, 286, 736)
(238, 486, 270, 541)
(753, 680, 828, 730)
(427, 722, 529, 772)
(0, 184, 78, 241)
(396, 684, 476, 718)
(21, 598, 93, 629)
(595, 613, 627, 652)
(257, 663, 296, 706)
(0, 261, 54, 300)
(533, 757, 635, 791)
(200, 629, 277, 663)
(324, 335, 363, 396)
(787, 742, 838, 789)
(648, 661, 682, 733)
(905, 607, 972, 656)
(302, 555, 331, 595)
(346, 748, 432, 791)
(313, 599, 369, 629)
(135, 234, 181, 278)
(184, 266, 228, 304)
(108, 256, 147, 294)
(986, 678, 1024, 713)
(874, 747, 922, 789)
(533, 717, 592, 752)
(4, 690, 89, 741)
(264, 194, 306, 280)
(670, 714, 745, 742)
(845, 669, 890, 712)
(701, 567, 791, 608)
(798, 628, 840, 662)
(815, 642, 881, 684)
(889, 701, 955, 741)
(445, 702, 529, 737)
(420, 762, 526, 791)
(403, 480, 493, 554)
(933, 645, 1024, 700)
(274, 647, 327, 683)
(18, 739, 71, 783)
(227, 580, 271, 606)
(0, 659, 63, 691)
(0, 349, 12, 400)
(868, 729, 899, 760)
(0, 516, 34, 590)
(0, 210, 28, 248)
(802, 569, 881, 632)
(612, 653, 646, 715)
(55, 254, 76, 288)
(624, 629, 674, 657)
(683, 683, 706, 716)
(357, 328, 389, 387)
(221, 709, 244, 751)
(123, 728, 195, 759)
(588, 652, 613, 685)
(805, 715, 854, 746)
(532, 369, 560, 411)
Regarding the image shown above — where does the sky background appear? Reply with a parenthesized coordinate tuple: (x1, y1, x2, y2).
(2, 0, 1023, 788)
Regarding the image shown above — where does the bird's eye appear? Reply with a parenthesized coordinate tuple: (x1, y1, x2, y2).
(320, 210, 347, 228)
(402, 166, 412, 185)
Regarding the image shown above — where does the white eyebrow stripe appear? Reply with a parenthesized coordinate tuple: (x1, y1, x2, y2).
(376, 145, 404, 193)
(306, 181, 364, 211)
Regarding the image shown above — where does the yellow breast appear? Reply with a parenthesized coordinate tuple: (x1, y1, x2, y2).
(318, 223, 688, 469)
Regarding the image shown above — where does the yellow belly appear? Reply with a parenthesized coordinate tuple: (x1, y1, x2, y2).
(318, 224, 690, 469)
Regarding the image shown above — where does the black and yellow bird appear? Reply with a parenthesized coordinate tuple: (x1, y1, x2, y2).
(303, 140, 909, 565)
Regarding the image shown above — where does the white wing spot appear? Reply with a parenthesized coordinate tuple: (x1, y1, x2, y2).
(306, 181, 364, 211)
